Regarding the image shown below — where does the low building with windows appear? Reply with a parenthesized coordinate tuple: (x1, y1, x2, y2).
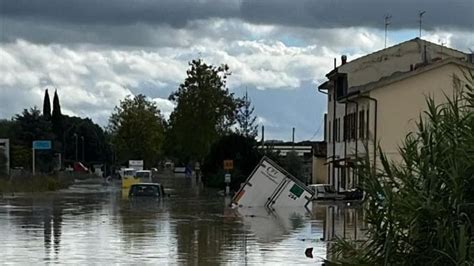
(260, 141, 326, 184)
(318, 38, 474, 192)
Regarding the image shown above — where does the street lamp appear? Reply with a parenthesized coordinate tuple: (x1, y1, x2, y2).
(63, 125, 76, 166)
(80, 136, 85, 162)
(73, 133, 78, 161)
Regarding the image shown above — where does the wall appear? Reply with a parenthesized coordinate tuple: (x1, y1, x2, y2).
(370, 62, 469, 163)
(312, 156, 328, 184)
(339, 39, 466, 88)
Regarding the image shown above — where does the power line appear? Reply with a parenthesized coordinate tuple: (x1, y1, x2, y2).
(309, 119, 323, 140)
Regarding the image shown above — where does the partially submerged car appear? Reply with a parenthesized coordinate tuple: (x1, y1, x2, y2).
(339, 187, 364, 201)
(309, 184, 364, 201)
(128, 183, 165, 198)
(309, 184, 344, 200)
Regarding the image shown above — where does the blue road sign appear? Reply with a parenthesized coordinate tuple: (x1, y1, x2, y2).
(33, 140, 52, 150)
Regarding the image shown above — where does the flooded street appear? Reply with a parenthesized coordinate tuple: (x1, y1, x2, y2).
(0, 176, 364, 264)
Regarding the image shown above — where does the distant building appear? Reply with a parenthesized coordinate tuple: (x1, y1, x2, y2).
(260, 140, 327, 184)
(0, 139, 10, 175)
(318, 38, 474, 192)
(310, 141, 327, 185)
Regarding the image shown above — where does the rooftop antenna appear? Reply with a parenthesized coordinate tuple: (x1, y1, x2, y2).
(418, 11, 426, 38)
(439, 38, 446, 56)
(384, 14, 392, 48)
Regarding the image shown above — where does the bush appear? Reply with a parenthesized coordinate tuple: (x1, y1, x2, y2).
(0, 174, 72, 193)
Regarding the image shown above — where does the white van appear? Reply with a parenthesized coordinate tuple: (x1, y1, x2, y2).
(135, 170, 153, 183)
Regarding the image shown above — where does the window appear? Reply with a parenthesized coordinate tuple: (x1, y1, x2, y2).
(366, 109, 370, 139)
(336, 75, 348, 99)
(343, 115, 347, 141)
(359, 110, 365, 139)
(351, 113, 357, 140)
(343, 112, 358, 141)
(335, 118, 340, 142)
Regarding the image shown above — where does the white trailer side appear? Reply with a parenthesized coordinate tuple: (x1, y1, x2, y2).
(233, 156, 314, 208)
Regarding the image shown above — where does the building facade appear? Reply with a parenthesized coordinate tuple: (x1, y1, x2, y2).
(318, 38, 474, 192)
(0, 139, 10, 176)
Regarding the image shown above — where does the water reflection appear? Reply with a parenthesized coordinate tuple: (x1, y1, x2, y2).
(0, 177, 365, 264)
(237, 207, 309, 243)
(315, 202, 365, 241)
(43, 202, 63, 257)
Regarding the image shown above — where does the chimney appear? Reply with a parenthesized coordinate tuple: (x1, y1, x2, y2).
(341, 55, 347, 65)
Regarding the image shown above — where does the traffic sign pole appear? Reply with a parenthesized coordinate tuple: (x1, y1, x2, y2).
(223, 160, 233, 196)
(32, 148, 35, 175)
(32, 140, 52, 175)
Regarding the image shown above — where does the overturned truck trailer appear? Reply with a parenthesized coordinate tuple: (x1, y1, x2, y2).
(232, 156, 314, 209)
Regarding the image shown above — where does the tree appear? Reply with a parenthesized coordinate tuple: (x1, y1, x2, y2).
(236, 90, 258, 138)
(201, 133, 261, 190)
(14, 107, 54, 146)
(331, 72, 474, 265)
(42, 89, 51, 120)
(62, 115, 110, 164)
(52, 90, 63, 138)
(13, 107, 54, 171)
(108, 94, 165, 168)
(282, 151, 304, 182)
(166, 59, 242, 162)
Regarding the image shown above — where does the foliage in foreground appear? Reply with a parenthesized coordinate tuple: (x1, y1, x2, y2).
(331, 72, 474, 265)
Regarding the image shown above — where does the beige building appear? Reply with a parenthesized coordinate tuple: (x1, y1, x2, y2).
(318, 38, 474, 192)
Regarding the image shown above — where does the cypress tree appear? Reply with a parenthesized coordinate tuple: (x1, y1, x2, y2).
(42, 89, 51, 120)
(52, 90, 63, 138)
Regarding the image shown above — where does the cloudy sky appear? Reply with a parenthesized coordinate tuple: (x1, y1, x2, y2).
(1, 0, 473, 140)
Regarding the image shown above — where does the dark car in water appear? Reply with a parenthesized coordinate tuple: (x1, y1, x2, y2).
(128, 183, 165, 198)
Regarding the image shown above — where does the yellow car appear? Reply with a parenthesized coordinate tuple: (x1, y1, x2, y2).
(121, 168, 139, 189)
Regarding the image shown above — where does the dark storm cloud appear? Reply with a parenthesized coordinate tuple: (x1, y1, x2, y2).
(0, 0, 238, 27)
(240, 0, 473, 30)
(1, 0, 472, 30)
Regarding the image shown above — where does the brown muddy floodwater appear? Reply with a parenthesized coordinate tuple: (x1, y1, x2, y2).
(0, 175, 364, 265)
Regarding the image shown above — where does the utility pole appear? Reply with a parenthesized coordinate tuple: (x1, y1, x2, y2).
(418, 11, 426, 38)
(261, 125, 265, 150)
(292, 127, 295, 151)
(73, 133, 78, 161)
(80, 136, 85, 162)
(384, 15, 391, 48)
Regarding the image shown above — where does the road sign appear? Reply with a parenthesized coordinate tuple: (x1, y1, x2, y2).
(129, 160, 144, 170)
(225, 173, 231, 183)
(223, 160, 234, 170)
(33, 140, 52, 150)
